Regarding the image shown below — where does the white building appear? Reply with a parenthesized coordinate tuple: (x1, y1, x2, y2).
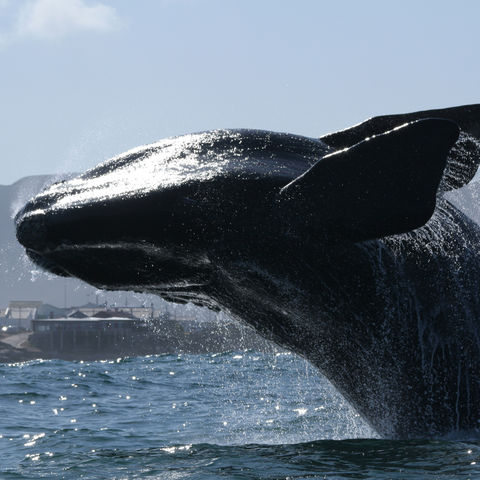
(1, 300, 42, 330)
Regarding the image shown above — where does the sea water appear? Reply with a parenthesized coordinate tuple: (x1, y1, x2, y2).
(0, 351, 479, 479)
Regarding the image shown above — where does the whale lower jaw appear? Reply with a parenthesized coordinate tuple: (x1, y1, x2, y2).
(26, 241, 218, 309)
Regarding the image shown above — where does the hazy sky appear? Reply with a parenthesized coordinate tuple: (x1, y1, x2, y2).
(1, 0, 479, 185)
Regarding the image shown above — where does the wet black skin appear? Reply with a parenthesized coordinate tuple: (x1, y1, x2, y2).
(15, 105, 480, 438)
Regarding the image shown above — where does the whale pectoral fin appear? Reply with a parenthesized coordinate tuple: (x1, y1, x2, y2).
(320, 104, 480, 191)
(280, 118, 459, 241)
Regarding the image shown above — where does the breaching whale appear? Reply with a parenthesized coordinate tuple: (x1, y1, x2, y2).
(15, 104, 480, 438)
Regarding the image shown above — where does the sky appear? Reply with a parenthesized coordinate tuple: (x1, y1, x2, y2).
(0, 0, 479, 185)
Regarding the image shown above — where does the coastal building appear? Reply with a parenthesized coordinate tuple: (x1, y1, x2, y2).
(31, 316, 147, 353)
(0, 301, 72, 329)
(1, 300, 42, 329)
(67, 305, 155, 320)
(0, 300, 159, 330)
(67, 310, 89, 319)
(1, 299, 276, 356)
(37, 303, 69, 319)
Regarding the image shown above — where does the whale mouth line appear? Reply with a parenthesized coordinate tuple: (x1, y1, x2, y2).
(26, 248, 71, 277)
(27, 245, 215, 307)
(25, 240, 216, 295)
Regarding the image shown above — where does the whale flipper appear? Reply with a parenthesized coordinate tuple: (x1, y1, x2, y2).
(280, 119, 459, 241)
(320, 104, 480, 191)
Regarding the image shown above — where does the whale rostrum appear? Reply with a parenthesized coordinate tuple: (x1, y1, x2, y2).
(15, 104, 480, 438)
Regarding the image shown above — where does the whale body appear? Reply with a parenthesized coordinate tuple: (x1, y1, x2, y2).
(15, 104, 480, 438)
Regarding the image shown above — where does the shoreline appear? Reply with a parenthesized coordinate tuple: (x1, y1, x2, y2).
(0, 337, 130, 363)
(0, 333, 279, 364)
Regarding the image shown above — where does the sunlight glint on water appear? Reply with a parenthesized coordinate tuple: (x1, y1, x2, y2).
(2, 352, 480, 479)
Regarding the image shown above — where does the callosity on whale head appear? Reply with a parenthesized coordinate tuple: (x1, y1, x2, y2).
(15, 104, 480, 438)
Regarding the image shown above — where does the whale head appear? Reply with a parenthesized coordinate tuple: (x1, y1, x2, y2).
(15, 129, 330, 306)
(15, 117, 462, 309)
(16, 119, 462, 282)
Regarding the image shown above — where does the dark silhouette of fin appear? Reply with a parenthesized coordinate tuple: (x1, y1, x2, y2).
(280, 119, 459, 241)
(320, 104, 480, 191)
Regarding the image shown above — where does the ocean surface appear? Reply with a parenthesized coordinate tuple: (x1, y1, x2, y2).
(1, 351, 479, 479)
